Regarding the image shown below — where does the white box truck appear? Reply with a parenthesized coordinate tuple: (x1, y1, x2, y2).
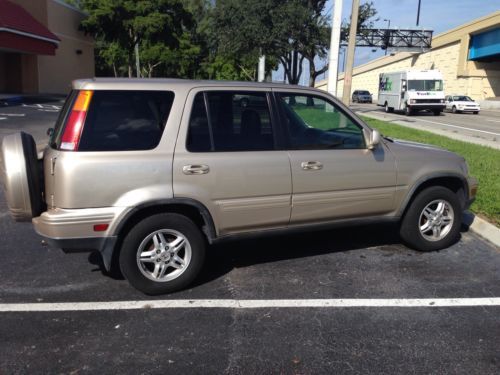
(377, 70, 445, 116)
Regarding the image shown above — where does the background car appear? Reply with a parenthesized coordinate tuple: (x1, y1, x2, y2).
(445, 95, 480, 114)
(352, 90, 372, 103)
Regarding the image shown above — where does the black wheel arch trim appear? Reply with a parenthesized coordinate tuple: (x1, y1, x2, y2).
(397, 172, 469, 216)
(112, 198, 217, 242)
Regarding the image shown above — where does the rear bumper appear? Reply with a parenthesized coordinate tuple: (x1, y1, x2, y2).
(33, 206, 126, 239)
(32, 206, 127, 271)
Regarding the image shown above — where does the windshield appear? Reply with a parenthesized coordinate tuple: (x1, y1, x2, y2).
(453, 96, 472, 101)
(358, 91, 370, 95)
(407, 80, 443, 91)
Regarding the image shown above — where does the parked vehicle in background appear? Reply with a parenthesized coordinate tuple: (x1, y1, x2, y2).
(352, 90, 372, 103)
(377, 70, 446, 116)
(0, 78, 477, 295)
(445, 95, 480, 114)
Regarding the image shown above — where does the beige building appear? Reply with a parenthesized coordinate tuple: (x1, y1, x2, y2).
(316, 11, 500, 102)
(0, 0, 94, 94)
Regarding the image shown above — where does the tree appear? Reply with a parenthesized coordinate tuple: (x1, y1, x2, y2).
(341, 1, 379, 41)
(211, 0, 331, 86)
(80, 0, 193, 77)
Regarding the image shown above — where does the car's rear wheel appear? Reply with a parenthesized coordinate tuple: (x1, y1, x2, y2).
(400, 186, 461, 251)
(0, 132, 44, 221)
(384, 102, 393, 113)
(119, 213, 206, 295)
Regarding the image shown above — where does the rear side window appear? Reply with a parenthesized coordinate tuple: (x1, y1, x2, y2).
(186, 91, 275, 152)
(77, 90, 174, 151)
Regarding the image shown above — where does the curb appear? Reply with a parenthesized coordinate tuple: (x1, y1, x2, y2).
(463, 212, 500, 248)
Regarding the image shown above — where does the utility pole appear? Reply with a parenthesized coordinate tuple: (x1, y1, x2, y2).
(416, 0, 422, 26)
(327, 0, 343, 96)
(341, 0, 360, 106)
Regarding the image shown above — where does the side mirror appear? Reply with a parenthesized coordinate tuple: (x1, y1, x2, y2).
(47, 128, 54, 137)
(368, 129, 381, 150)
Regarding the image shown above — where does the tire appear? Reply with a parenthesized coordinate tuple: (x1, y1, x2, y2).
(405, 105, 412, 116)
(452, 106, 458, 114)
(400, 186, 461, 251)
(433, 110, 441, 116)
(20, 132, 44, 218)
(119, 213, 206, 295)
(384, 102, 393, 113)
(0, 132, 44, 221)
(473, 111, 479, 115)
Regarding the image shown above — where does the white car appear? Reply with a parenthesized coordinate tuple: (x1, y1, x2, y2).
(445, 95, 480, 114)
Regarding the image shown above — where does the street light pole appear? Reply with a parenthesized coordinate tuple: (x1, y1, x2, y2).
(383, 18, 391, 55)
(341, 0, 360, 106)
(416, 0, 422, 26)
(327, 0, 343, 96)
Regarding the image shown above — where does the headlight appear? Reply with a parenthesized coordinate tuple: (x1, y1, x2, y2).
(409, 99, 416, 104)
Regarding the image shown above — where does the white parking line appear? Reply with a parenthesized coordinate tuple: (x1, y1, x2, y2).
(1, 298, 500, 312)
(406, 118, 500, 136)
(485, 119, 500, 123)
(0, 117, 6, 121)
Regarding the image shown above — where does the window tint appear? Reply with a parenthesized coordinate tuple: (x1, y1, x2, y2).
(186, 91, 275, 152)
(78, 90, 174, 151)
(278, 94, 365, 150)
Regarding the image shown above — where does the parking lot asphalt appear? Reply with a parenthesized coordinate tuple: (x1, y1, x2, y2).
(1, 97, 500, 374)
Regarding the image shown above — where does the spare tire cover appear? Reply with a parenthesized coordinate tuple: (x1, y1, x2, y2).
(0, 132, 44, 221)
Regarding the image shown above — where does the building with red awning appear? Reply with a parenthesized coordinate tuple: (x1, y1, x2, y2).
(0, 0, 94, 94)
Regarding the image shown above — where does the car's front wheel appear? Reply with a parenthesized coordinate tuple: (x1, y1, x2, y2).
(400, 186, 461, 251)
(119, 213, 206, 295)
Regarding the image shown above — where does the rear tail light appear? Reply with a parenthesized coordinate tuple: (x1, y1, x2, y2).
(60, 90, 93, 151)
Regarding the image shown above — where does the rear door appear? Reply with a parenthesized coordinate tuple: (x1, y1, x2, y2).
(173, 88, 292, 236)
(274, 90, 397, 225)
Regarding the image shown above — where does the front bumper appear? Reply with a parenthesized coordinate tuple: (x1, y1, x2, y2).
(466, 176, 478, 209)
(457, 107, 480, 112)
(408, 104, 445, 111)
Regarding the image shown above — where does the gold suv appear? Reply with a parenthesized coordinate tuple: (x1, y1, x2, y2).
(1, 79, 478, 294)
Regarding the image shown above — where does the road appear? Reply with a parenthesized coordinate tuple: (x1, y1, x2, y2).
(1, 97, 500, 373)
(351, 103, 500, 149)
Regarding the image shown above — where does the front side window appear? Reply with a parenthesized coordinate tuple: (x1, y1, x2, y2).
(187, 91, 275, 152)
(278, 94, 366, 150)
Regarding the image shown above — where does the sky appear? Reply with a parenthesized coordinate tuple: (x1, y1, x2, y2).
(274, 0, 500, 84)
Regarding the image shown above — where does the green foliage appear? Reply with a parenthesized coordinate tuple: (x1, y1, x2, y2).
(80, 0, 195, 77)
(362, 117, 500, 226)
(211, 0, 330, 86)
(342, 1, 379, 41)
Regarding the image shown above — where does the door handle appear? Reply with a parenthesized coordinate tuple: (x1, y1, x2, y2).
(183, 164, 210, 175)
(301, 161, 323, 171)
